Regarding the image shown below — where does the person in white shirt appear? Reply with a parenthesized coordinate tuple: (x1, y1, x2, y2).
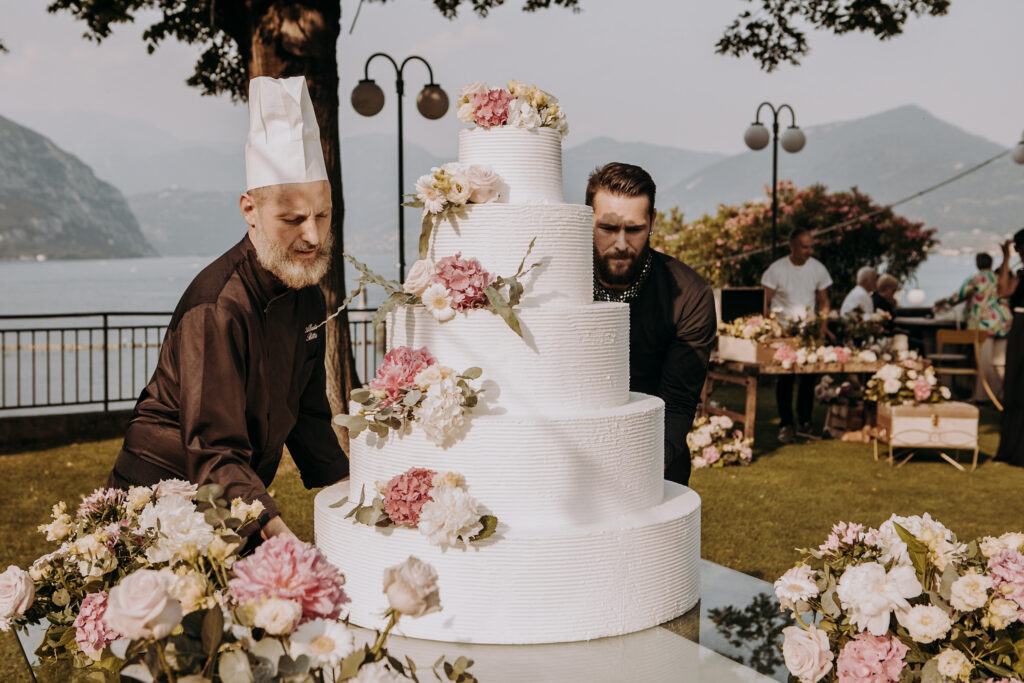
(761, 227, 833, 443)
(840, 266, 877, 316)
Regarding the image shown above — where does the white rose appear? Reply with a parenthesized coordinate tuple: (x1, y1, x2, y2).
(382, 556, 442, 618)
(417, 486, 484, 550)
(464, 165, 503, 204)
(403, 259, 436, 297)
(781, 625, 833, 683)
(42, 514, 75, 542)
(445, 170, 473, 205)
(458, 81, 489, 99)
(986, 597, 1020, 630)
(126, 486, 153, 512)
(895, 604, 951, 643)
(939, 386, 951, 399)
(154, 479, 198, 500)
(0, 566, 34, 631)
(858, 350, 878, 363)
(949, 573, 992, 612)
(774, 564, 820, 612)
(253, 597, 302, 636)
(883, 378, 902, 394)
(935, 648, 972, 682)
(137, 495, 215, 564)
(689, 431, 712, 449)
(456, 101, 477, 123)
(104, 569, 182, 640)
(169, 570, 210, 614)
(836, 562, 921, 636)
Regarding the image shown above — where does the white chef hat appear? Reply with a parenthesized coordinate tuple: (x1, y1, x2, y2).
(245, 76, 329, 191)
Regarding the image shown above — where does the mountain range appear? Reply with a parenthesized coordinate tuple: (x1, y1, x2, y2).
(2, 105, 1022, 266)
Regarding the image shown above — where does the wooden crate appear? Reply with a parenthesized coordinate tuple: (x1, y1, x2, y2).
(825, 403, 865, 437)
(874, 401, 979, 470)
(717, 336, 778, 364)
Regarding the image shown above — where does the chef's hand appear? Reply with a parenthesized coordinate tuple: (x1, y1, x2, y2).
(261, 516, 295, 540)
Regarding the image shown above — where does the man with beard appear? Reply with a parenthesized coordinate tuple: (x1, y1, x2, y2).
(587, 163, 716, 485)
(108, 77, 348, 541)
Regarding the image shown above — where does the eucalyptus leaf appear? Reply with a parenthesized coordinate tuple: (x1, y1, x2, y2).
(351, 388, 371, 403)
(201, 608, 224, 655)
(516, 237, 537, 275)
(939, 562, 959, 601)
(329, 496, 349, 510)
(892, 522, 930, 586)
(419, 213, 434, 259)
(464, 394, 479, 408)
(338, 646, 369, 679)
(368, 421, 390, 438)
(344, 486, 366, 519)
(484, 285, 523, 337)
(461, 367, 482, 380)
(379, 405, 393, 418)
(471, 515, 499, 542)
(404, 389, 423, 406)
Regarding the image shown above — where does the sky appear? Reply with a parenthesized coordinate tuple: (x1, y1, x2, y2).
(1, 0, 1022, 158)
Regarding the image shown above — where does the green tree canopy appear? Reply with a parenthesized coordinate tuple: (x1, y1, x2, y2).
(651, 181, 939, 306)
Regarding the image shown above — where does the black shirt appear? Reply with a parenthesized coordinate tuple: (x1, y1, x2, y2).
(596, 251, 717, 485)
(110, 235, 348, 531)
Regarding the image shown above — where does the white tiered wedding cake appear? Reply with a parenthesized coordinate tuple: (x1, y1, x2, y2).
(315, 82, 700, 644)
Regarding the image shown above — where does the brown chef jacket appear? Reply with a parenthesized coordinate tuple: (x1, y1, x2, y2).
(109, 235, 349, 532)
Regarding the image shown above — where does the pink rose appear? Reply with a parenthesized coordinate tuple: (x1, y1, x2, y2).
(471, 89, 513, 128)
(913, 377, 932, 402)
(435, 253, 496, 311)
(403, 259, 436, 297)
(228, 536, 349, 624)
(774, 346, 798, 364)
(782, 625, 834, 683)
(835, 347, 852, 363)
(74, 592, 119, 657)
(383, 468, 436, 524)
(701, 445, 721, 465)
(836, 633, 908, 683)
(103, 569, 182, 640)
(369, 346, 436, 403)
(0, 566, 34, 630)
(464, 165, 503, 204)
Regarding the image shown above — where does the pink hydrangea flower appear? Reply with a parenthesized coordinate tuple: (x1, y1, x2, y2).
(435, 253, 496, 311)
(988, 549, 1024, 613)
(228, 536, 349, 625)
(77, 488, 127, 519)
(382, 468, 436, 524)
(73, 591, 119, 657)
(913, 377, 933, 402)
(701, 445, 721, 465)
(369, 346, 436, 403)
(836, 632, 908, 682)
(471, 89, 513, 128)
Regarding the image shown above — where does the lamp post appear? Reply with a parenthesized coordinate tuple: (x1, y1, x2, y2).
(1013, 130, 1024, 165)
(351, 54, 449, 283)
(744, 102, 806, 261)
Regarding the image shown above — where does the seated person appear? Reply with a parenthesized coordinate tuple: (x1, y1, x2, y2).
(840, 266, 877, 316)
(872, 274, 899, 317)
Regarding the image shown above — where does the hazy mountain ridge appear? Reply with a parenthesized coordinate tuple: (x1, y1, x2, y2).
(0, 114, 155, 260)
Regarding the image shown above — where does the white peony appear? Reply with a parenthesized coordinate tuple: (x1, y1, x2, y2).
(781, 625, 833, 683)
(403, 259, 436, 297)
(949, 573, 993, 611)
(979, 532, 1024, 558)
(289, 618, 357, 667)
(417, 486, 484, 550)
(774, 564, 819, 612)
(137, 494, 215, 564)
(125, 486, 153, 512)
(935, 648, 972, 682)
(464, 164, 504, 204)
(421, 283, 456, 323)
(382, 556, 442, 618)
(895, 604, 951, 643)
(689, 431, 713, 449)
(836, 562, 921, 635)
(0, 566, 34, 632)
(413, 377, 465, 446)
(506, 97, 542, 129)
(985, 597, 1021, 630)
(154, 479, 198, 500)
(252, 597, 302, 636)
(877, 513, 964, 571)
(414, 174, 445, 214)
(858, 349, 878, 363)
(883, 378, 902, 394)
(876, 364, 903, 381)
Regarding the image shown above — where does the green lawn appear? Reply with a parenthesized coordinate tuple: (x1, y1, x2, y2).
(3, 387, 1024, 677)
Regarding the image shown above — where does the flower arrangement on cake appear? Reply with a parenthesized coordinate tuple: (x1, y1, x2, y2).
(335, 467, 498, 551)
(775, 514, 1024, 683)
(340, 244, 540, 337)
(1, 482, 468, 681)
(455, 79, 568, 138)
(865, 364, 950, 405)
(335, 346, 483, 447)
(687, 415, 754, 469)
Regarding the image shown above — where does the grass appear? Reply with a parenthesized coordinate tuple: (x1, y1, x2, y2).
(3, 385, 1024, 676)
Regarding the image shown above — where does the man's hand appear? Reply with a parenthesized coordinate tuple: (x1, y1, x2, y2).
(260, 516, 295, 540)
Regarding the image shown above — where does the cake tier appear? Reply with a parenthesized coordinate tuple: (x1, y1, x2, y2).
(314, 481, 701, 644)
(429, 203, 594, 306)
(458, 127, 562, 204)
(387, 303, 629, 414)
(350, 393, 664, 527)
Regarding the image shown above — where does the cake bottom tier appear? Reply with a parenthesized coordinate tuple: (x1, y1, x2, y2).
(313, 481, 701, 644)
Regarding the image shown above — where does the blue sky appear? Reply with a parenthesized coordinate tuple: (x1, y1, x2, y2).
(1, 0, 1022, 156)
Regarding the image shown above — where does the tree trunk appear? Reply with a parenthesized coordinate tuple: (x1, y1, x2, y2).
(248, 0, 359, 453)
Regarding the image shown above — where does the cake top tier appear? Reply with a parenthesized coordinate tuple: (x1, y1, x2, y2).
(455, 80, 568, 138)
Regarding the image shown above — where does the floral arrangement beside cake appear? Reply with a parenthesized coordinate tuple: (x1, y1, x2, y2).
(775, 513, 1024, 683)
(687, 415, 754, 469)
(0, 482, 468, 681)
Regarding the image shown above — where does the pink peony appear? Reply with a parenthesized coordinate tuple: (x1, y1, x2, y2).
(701, 445, 721, 465)
(382, 468, 436, 524)
(77, 488, 127, 519)
(835, 347, 852, 363)
(988, 549, 1024, 613)
(774, 345, 798, 364)
(228, 536, 349, 625)
(435, 253, 496, 311)
(836, 633, 908, 683)
(471, 89, 513, 128)
(73, 591, 119, 657)
(913, 377, 932, 402)
(369, 346, 436, 403)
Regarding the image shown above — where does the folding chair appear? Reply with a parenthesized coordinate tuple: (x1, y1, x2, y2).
(929, 329, 1003, 410)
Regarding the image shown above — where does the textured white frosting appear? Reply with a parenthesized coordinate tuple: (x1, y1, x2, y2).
(387, 304, 629, 415)
(350, 393, 664, 527)
(429, 203, 594, 306)
(459, 127, 563, 204)
(315, 481, 701, 644)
